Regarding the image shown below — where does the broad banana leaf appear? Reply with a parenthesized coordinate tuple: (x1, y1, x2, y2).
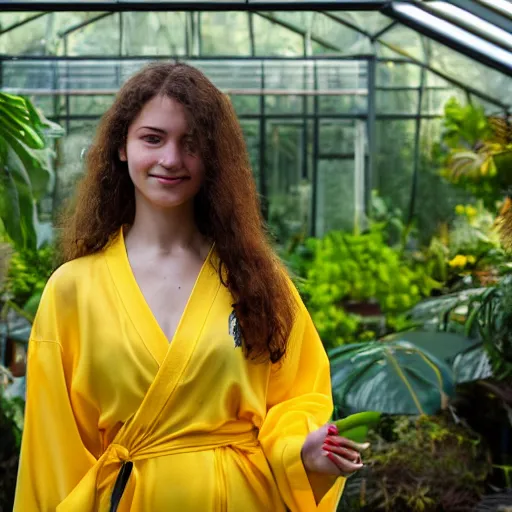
(0, 92, 62, 250)
(329, 340, 455, 416)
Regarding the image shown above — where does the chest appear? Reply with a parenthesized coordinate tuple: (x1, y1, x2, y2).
(131, 257, 203, 343)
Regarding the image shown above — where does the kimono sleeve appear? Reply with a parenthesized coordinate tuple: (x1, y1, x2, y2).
(258, 299, 345, 512)
(13, 280, 97, 511)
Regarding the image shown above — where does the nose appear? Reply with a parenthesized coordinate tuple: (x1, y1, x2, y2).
(158, 141, 183, 169)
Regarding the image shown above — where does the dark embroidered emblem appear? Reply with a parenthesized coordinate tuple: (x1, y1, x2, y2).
(229, 310, 243, 348)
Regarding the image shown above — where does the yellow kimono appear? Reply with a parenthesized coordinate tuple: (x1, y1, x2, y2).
(14, 229, 345, 511)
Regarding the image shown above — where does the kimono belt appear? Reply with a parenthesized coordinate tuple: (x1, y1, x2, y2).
(56, 428, 261, 512)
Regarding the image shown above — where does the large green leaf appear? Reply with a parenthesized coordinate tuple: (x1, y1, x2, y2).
(386, 331, 480, 365)
(0, 95, 45, 150)
(329, 340, 455, 416)
(4, 131, 53, 199)
(0, 93, 61, 250)
(0, 145, 38, 250)
(453, 344, 492, 383)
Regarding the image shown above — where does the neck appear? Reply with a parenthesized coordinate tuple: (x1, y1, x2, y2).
(125, 194, 203, 255)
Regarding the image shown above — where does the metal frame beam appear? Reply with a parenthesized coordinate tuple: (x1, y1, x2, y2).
(443, 0, 512, 35)
(0, 12, 47, 35)
(0, 1, 388, 11)
(382, 2, 512, 77)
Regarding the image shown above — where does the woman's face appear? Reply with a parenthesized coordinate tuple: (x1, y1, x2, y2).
(119, 95, 205, 211)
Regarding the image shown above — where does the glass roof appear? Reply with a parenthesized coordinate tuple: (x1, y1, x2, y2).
(0, 0, 510, 109)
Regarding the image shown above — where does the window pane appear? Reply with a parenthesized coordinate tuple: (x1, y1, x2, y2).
(200, 12, 250, 56)
(253, 13, 303, 56)
(122, 12, 186, 56)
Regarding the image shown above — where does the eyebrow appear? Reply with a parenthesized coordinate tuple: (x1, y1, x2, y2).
(137, 126, 167, 134)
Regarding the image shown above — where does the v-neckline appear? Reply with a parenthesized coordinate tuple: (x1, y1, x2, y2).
(105, 227, 217, 366)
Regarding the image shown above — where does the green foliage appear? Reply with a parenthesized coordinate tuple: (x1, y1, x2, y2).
(5, 245, 56, 311)
(301, 224, 439, 347)
(464, 279, 512, 380)
(436, 97, 512, 211)
(329, 340, 455, 416)
(349, 414, 492, 512)
(0, 92, 63, 251)
(0, 381, 24, 512)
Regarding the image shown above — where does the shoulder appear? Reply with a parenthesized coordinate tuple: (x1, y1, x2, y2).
(30, 251, 107, 343)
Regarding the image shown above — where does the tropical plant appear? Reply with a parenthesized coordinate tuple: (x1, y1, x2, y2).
(351, 414, 492, 512)
(436, 97, 512, 211)
(301, 224, 439, 348)
(329, 339, 455, 417)
(0, 92, 63, 251)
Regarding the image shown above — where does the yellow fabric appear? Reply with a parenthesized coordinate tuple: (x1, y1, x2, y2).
(14, 229, 345, 511)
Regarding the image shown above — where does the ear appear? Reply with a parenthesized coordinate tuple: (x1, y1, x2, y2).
(118, 146, 127, 162)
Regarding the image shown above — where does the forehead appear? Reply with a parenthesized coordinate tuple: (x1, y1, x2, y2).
(130, 95, 190, 133)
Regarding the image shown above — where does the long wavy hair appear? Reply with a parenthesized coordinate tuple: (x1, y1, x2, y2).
(59, 61, 297, 363)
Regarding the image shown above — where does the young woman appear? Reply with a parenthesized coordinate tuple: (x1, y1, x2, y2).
(14, 62, 366, 512)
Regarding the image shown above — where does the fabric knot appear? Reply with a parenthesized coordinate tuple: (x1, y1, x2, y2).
(108, 444, 130, 462)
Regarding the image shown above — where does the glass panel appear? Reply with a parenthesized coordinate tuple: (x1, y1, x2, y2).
(325, 11, 393, 37)
(266, 122, 309, 241)
(54, 119, 98, 211)
(253, 13, 303, 56)
(0, 12, 44, 30)
(380, 24, 427, 61)
(230, 95, 260, 116)
(122, 12, 186, 56)
(318, 95, 367, 115)
(240, 120, 260, 187)
(311, 12, 371, 56)
(377, 89, 418, 114)
(374, 119, 414, 217)
(426, 39, 512, 108)
(422, 86, 467, 115)
(265, 95, 303, 114)
(377, 61, 421, 87)
(67, 13, 120, 56)
(316, 158, 355, 235)
(319, 120, 354, 155)
(200, 12, 250, 55)
(68, 95, 115, 116)
(0, 12, 105, 55)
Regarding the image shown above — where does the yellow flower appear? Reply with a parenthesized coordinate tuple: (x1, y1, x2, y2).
(455, 204, 465, 215)
(467, 255, 476, 264)
(449, 254, 468, 268)
(465, 205, 478, 218)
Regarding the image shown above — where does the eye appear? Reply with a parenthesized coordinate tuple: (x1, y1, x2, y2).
(142, 134, 162, 145)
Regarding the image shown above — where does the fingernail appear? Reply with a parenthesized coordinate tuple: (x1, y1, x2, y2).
(322, 444, 334, 452)
(327, 424, 338, 435)
(324, 438, 340, 447)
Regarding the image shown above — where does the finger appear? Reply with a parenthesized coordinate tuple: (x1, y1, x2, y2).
(328, 436, 370, 452)
(322, 443, 360, 462)
(324, 451, 363, 475)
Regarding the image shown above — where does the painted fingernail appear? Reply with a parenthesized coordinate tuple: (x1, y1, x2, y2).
(327, 424, 338, 435)
(324, 438, 340, 447)
(322, 444, 334, 452)
(326, 452, 339, 465)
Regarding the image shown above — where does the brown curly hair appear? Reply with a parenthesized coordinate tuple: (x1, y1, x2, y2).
(59, 61, 297, 363)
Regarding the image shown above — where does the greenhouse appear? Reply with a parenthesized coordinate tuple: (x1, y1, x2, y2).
(1, 0, 512, 510)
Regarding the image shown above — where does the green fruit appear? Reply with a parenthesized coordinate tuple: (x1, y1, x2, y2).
(334, 411, 381, 443)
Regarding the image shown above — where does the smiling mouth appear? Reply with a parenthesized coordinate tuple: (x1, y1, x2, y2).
(149, 175, 188, 182)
